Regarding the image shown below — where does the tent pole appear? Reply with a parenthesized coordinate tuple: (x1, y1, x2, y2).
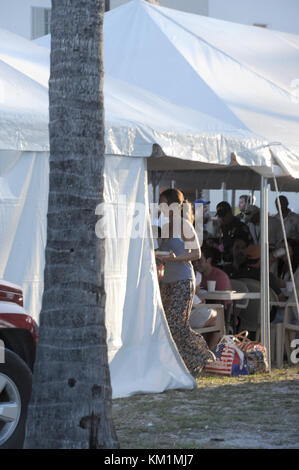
(231, 190, 236, 215)
(222, 182, 228, 202)
(260, 175, 271, 371)
(155, 184, 160, 203)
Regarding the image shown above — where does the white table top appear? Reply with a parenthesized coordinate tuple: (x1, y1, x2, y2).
(199, 290, 260, 301)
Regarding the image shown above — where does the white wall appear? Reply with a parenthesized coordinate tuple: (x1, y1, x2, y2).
(0, 0, 51, 39)
(209, 0, 299, 34)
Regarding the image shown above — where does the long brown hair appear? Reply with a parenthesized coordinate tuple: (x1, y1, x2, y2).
(159, 189, 194, 224)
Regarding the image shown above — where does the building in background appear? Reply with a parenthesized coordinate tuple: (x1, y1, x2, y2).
(0, 0, 208, 40)
(1, 0, 298, 40)
(0, 0, 51, 40)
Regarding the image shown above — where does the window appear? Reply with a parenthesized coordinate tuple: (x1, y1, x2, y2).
(31, 7, 51, 39)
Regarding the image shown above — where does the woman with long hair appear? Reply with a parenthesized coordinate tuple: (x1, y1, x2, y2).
(156, 188, 214, 377)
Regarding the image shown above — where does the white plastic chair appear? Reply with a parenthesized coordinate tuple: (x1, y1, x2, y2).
(230, 279, 249, 310)
(190, 304, 226, 336)
(275, 301, 298, 367)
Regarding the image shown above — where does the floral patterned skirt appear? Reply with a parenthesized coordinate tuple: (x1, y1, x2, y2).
(160, 279, 213, 377)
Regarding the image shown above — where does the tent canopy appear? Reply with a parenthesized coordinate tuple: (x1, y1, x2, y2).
(33, 0, 299, 183)
(0, 28, 49, 88)
(0, 29, 49, 151)
(103, 0, 299, 180)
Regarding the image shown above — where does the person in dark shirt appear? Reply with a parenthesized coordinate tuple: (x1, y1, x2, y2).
(216, 201, 253, 262)
(222, 238, 283, 337)
(237, 195, 251, 222)
(223, 237, 282, 298)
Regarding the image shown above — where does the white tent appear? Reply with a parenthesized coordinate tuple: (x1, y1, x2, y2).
(1, 0, 299, 396)
(35, 1, 299, 179)
(0, 28, 197, 397)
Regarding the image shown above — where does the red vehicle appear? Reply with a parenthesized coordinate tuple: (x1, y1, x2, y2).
(0, 280, 38, 448)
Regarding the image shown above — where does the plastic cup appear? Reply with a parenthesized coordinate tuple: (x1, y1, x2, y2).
(207, 280, 216, 292)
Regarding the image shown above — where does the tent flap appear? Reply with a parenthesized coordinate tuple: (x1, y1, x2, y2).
(104, 155, 196, 397)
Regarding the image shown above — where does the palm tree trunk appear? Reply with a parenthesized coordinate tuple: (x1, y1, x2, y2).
(24, 0, 119, 449)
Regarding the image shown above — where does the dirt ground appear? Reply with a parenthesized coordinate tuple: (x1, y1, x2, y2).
(112, 367, 299, 449)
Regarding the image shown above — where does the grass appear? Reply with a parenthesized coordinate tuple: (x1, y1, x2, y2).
(112, 366, 299, 449)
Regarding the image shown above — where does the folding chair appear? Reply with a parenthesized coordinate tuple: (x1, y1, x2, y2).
(276, 300, 299, 368)
(190, 304, 225, 336)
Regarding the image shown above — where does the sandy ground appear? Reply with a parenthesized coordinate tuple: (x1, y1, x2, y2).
(112, 369, 299, 449)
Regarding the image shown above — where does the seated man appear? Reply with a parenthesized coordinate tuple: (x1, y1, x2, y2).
(244, 205, 284, 250)
(190, 244, 232, 348)
(224, 238, 282, 298)
(274, 196, 299, 242)
(223, 238, 283, 337)
(197, 243, 232, 293)
(216, 201, 253, 262)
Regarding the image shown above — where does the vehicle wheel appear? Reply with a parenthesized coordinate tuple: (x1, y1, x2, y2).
(0, 349, 32, 449)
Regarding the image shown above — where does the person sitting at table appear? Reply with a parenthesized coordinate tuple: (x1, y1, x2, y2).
(223, 238, 282, 299)
(222, 236, 249, 278)
(197, 243, 232, 291)
(189, 259, 221, 349)
(216, 201, 253, 262)
(274, 195, 299, 242)
(270, 239, 299, 326)
(272, 265, 299, 328)
(194, 243, 233, 326)
(222, 240, 280, 337)
(244, 205, 283, 249)
(275, 238, 299, 288)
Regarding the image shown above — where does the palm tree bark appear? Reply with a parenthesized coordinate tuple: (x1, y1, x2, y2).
(24, 0, 119, 449)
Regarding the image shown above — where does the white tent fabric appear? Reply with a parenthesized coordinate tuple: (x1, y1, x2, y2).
(0, 28, 49, 88)
(104, 155, 195, 396)
(0, 29, 49, 151)
(0, 150, 49, 321)
(102, 0, 299, 176)
(0, 30, 50, 320)
(0, 27, 197, 397)
(35, 0, 299, 177)
(1, 0, 299, 395)
(0, 61, 48, 151)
